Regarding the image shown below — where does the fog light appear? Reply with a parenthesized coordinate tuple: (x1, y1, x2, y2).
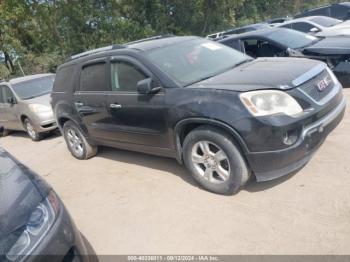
(283, 130, 299, 146)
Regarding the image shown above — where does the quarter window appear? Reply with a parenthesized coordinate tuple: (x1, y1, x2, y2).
(111, 61, 147, 92)
(80, 62, 108, 92)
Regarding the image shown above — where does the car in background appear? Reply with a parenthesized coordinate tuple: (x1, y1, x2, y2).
(294, 2, 350, 21)
(52, 36, 345, 195)
(206, 23, 270, 40)
(0, 146, 96, 261)
(219, 27, 350, 87)
(279, 16, 350, 37)
(0, 74, 57, 141)
(266, 17, 292, 26)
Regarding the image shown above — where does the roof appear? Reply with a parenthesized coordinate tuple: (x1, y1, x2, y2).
(126, 36, 198, 51)
(218, 27, 280, 41)
(9, 73, 54, 85)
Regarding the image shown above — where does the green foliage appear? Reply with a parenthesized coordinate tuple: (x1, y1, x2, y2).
(0, 0, 343, 78)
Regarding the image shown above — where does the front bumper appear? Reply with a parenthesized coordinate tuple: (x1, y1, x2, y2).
(25, 199, 96, 262)
(246, 96, 346, 182)
(30, 111, 57, 133)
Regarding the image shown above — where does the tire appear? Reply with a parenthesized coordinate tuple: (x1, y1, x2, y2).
(0, 128, 10, 137)
(63, 120, 97, 160)
(183, 125, 251, 195)
(24, 118, 43, 141)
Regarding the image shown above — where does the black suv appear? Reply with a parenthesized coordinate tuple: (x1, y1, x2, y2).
(294, 2, 350, 21)
(52, 36, 346, 195)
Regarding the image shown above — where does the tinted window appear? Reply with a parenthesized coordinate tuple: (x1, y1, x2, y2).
(280, 24, 292, 29)
(111, 62, 147, 92)
(307, 7, 330, 17)
(221, 39, 242, 52)
(331, 5, 348, 19)
(291, 22, 316, 33)
(12, 75, 55, 100)
(80, 62, 108, 92)
(310, 16, 342, 27)
(145, 39, 250, 86)
(267, 29, 318, 49)
(54, 65, 76, 92)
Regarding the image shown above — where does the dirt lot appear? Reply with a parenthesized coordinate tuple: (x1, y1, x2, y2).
(1, 89, 350, 255)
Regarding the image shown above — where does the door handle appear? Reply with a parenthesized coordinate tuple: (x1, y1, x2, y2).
(75, 102, 84, 107)
(110, 103, 122, 109)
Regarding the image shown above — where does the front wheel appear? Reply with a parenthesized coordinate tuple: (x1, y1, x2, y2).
(63, 120, 97, 160)
(183, 126, 251, 195)
(24, 118, 43, 141)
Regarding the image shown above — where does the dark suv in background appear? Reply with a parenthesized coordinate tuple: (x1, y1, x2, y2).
(52, 36, 346, 195)
(294, 2, 350, 21)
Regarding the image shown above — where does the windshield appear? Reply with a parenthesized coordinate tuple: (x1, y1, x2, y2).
(12, 75, 55, 100)
(310, 17, 342, 27)
(268, 29, 318, 49)
(145, 39, 251, 86)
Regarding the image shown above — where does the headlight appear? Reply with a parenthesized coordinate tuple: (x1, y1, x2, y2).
(6, 191, 60, 261)
(29, 104, 52, 113)
(240, 90, 303, 117)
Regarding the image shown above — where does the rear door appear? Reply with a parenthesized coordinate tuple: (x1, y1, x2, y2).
(73, 58, 110, 140)
(104, 56, 168, 148)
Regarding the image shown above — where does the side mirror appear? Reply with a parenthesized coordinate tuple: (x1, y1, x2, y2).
(137, 78, 161, 94)
(310, 27, 320, 33)
(7, 97, 15, 105)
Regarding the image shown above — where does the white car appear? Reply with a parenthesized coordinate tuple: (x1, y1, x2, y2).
(279, 16, 350, 37)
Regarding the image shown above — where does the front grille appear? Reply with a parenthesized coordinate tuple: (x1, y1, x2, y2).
(298, 70, 335, 103)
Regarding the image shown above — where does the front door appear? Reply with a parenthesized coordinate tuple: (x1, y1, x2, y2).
(0, 85, 21, 130)
(104, 57, 168, 148)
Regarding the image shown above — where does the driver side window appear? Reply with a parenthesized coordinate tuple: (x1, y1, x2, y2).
(111, 61, 147, 92)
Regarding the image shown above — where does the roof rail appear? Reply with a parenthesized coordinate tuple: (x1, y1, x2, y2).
(68, 44, 126, 61)
(126, 34, 174, 45)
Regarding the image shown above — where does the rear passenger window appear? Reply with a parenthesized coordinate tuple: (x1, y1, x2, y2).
(80, 62, 108, 92)
(111, 61, 147, 92)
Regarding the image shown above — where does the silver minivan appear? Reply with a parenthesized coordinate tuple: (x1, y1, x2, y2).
(0, 74, 57, 141)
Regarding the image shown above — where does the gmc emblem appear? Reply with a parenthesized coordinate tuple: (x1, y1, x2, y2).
(317, 77, 331, 92)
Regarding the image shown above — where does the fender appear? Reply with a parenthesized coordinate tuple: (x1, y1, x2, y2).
(173, 117, 250, 163)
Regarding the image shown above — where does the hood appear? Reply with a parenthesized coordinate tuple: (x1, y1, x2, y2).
(188, 58, 325, 91)
(316, 27, 350, 37)
(24, 93, 52, 107)
(303, 37, 350, 55)
(0, 148, 51, 252)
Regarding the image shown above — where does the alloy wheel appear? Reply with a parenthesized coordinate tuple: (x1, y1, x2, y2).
(191, 141, 231, 184)
(67, 129, 84, 157)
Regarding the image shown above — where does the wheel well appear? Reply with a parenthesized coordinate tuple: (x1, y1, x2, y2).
(177, 121, 248, 157)
(58, 117, 70, 129)
(20, 115, 28, 124)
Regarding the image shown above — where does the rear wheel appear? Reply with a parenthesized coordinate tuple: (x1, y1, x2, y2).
(63, 120, 97, 160)
(183, 126, 250, 195)
(24, 118, 43, 141)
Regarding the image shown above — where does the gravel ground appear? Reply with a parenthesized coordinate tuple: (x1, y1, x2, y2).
(1, 89, 349, 255)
